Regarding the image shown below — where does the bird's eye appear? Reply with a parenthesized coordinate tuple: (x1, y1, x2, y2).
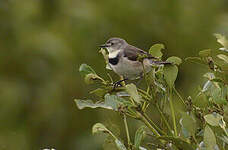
(110, 42, 114, 45)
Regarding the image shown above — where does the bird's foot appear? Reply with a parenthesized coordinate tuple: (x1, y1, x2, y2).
(113, 78, 128, 89)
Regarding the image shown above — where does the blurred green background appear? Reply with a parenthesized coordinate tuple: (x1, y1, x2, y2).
(0, 0, 228, 149)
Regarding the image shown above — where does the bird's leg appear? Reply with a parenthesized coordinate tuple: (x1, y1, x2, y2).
(136, 77, 143, 86)
(113, 78, 128, 89)
(136, 73, 144, 86)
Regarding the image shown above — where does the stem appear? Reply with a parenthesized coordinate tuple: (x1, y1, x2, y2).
(146, 86, 150, 94)
(192, 135, 198, 145)
(138, 88, 153, 100)
(138, 88, 170, 135)
(98, 76, 107, 85)
(107, 129, 118, 140)
(107, 73, 113, 83)
(123, 114, 131, 149)
(155, 104, 173, 135)
(169, 87, 177, 136)
(143, 113, 167, 136)
(137, 111, 160, 137)
(222, 126, 228, 137)
(174, 87, 187, 107)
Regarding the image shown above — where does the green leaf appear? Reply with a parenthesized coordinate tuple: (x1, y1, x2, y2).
(211, 50, 228, 71)
(92, 123, 127, 150)
(193, 92, 208, 108)
(204, 113, 223, 127)
(218, 136, 228, 144)
(99, 48, 109, 62)
(181, 127, 190, 138)
(79, 64, 96, 76)
(134, 126, 146, 150)
(99, 49, 113, 70)
(185, 57, 206, 65)
(180, 113, 196, 137)
(104, 94, 119, 111)
(166, 56, 182, 65)
(75, 99, 113, 110)
(139, 147, 147, 150)
(105, 94, 132, 109)
(203, 73, 215, 80)
(198, 141, 206, 150)
(90, 88, 107, 97)
(204, 125, 217, 150)
(214, 33, 228, 49)
(149, 44, 165, 58)
(106, 64, 112, 70)
(210, 78, 224, 83)
(84, 73, 102, 84)
(115, 139, 127, 150)
(125, 83, 143, 104)
(79, 64, 104, 85)
(202, 80, 213, 92)
(75, 95, 126, 111)
(103, 135, 118, 150)
(158, 136, 194, 150)
(92, 123, 109, 134)
(164, 64, 178, 87)
(217, 54, 228, 64)
(199, 49, 211, 57)
(211, 88, 227, 105)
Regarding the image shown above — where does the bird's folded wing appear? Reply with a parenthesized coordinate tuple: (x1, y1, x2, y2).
(123, 45, 157, 61)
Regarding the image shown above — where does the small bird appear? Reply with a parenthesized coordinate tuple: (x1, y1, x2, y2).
(100, 37, 170, 84)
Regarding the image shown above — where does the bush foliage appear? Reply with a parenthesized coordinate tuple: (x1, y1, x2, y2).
(75, 34, 228, 150)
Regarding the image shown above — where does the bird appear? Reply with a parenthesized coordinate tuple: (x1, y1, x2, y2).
(99, 37, 170, 86)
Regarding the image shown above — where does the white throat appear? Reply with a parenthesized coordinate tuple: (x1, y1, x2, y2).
(108, 50, 121, 58)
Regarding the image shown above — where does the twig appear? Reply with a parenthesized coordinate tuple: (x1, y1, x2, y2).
(142, 112, 167, 136)
(138, 88, 153, 100)
(155, 104, 173, 135)
(169, 87, 177, 136)
(138, 88, 171, 135)
(123, 114, 131, 149)
(174, 87, 187, 107)
(137, 111, 160, 137)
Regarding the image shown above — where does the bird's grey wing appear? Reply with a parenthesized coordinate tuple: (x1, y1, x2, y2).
(123, 45, 156, 61)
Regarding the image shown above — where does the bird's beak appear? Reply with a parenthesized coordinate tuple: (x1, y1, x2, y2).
(99, 43, 111, 48)
(99, 44, 108, 48)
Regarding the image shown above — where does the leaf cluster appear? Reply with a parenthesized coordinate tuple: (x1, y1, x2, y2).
(75, 34, 228, 150)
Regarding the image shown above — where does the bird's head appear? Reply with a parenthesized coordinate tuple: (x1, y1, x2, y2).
(100, 37, 127, 53)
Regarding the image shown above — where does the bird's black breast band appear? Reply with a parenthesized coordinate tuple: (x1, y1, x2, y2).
(109, 55, 119, 65)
